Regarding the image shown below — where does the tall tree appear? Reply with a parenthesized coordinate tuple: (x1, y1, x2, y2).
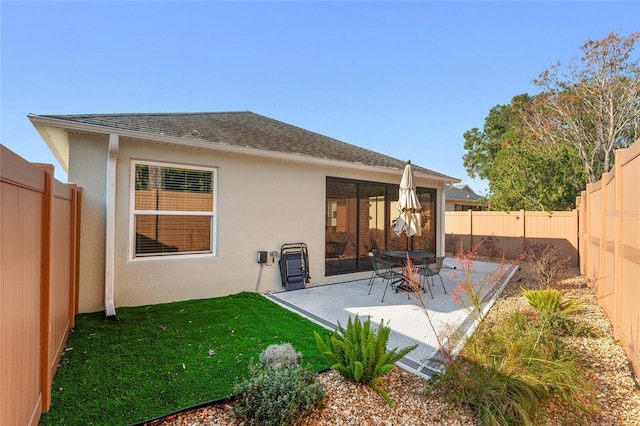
(462, 94, 531, 180)
(523, 32, 640, 183)
(488, 138, 585, 211)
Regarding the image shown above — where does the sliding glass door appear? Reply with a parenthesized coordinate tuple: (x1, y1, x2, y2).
(325, 179, 357, 274)
(325, 177, 436, 276)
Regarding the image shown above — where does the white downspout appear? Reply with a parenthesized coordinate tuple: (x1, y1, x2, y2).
(105, 134, 118, 318)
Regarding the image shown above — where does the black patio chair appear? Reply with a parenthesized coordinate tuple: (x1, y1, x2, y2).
(368, 256, 404, 302)
(419, 256, 447, 297)
(325, 240, 348, 271)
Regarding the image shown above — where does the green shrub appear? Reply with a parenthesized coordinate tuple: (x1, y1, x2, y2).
(427, 310, 598, 425)
(259, 342, 302, 369)
(314, 314, 416, 406)
(521, 288, 595, 337)
(232, 361, 324, 426)
(544, 312, 595, 337)
(522, 287, 582, 316)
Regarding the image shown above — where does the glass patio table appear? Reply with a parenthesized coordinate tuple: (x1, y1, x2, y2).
(380, 250, 435, 293)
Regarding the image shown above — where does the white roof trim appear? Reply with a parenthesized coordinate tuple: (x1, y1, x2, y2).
(28, 114, 460, 184)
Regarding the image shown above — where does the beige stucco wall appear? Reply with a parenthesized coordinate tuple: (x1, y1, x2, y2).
(68, 133, 446, 313)
(68, 134, 108, 313)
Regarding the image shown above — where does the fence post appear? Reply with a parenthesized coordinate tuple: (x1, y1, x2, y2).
(598, 175, 608, 302)
(74, 187, 82, 316)
(571, 207, 579, 268)
(468, 209, 473, 249)
(577, 193, 583, 274)
(614, 150, 624, 341)
(68, 184, 79, 328)
(520, 209, 526, 253)
(36, 164, 54, 412)
(585, 184, 595, 289)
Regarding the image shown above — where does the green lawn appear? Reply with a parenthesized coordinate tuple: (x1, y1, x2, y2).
(39, 292, 331, 426)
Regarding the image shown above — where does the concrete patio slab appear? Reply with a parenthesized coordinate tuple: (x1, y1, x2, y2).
(264, 257, 518, 379)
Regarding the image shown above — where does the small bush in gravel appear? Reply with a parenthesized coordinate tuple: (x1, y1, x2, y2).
(232, 360, 324, 426)
(522, 287, 582, 316)
(259, 343, 302, 369)
(522, 242, 571, 288)
(545, 312, 595, 337)
(314, 314, 417, 406)
(522, 288, 594, 337)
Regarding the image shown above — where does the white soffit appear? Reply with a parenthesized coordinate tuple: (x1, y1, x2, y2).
(32, 123, 70, 173)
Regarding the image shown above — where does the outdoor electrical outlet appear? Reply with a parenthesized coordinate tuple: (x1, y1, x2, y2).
(257, 251, 268, 264)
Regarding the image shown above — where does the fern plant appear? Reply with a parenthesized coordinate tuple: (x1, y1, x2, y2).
(522, 288, 582, 316)
(314, 314, 416, 406)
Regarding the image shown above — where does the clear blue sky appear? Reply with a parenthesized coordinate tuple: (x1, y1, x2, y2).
(2, 1, 638, 194)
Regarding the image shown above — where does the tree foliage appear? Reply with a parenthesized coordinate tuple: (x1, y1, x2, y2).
(488, 137, 585, 211)
(463, 94, 585, 211)
(463, 32, 640, 210)
(523, 31, 640, 183)
(463, 94, 531, 180)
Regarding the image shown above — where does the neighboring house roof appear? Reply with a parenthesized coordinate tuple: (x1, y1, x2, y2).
(28, 111, 459, 182)
(446, 183, 480, 202)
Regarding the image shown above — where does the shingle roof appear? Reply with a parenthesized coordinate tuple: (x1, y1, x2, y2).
(36, 111, 455, 180)
(447, 184, 480, 202)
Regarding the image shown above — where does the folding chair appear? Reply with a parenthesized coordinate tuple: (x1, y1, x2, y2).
(419, 256, 447, 298)
(279, 243, 310, 291)
(368, 256, 404, 302)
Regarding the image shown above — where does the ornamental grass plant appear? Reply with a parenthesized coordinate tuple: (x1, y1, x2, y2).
(432, 310, 598, 425)
(417, 242, 599, 425)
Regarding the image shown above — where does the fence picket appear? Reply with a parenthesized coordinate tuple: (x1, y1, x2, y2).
(1, 145, 81, 425)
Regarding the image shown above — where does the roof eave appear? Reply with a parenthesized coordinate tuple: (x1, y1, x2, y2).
(29, 117, 71, 173)
(27, 114, 460, 184)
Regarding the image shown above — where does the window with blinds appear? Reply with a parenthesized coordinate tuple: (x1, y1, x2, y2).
(132, 161, 215, 258)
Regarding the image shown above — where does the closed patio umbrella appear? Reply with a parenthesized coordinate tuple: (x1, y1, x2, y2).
(394, 161, 422, 239)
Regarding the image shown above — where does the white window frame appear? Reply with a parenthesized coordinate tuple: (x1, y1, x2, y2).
(129, 160, 217, 261)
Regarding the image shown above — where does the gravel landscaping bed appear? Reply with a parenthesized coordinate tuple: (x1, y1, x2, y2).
(148, 265, 640, 426)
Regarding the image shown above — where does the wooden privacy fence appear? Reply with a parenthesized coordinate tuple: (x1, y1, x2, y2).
(578, 139, 640, 379)
(444, 209, 579, 266)
(445, 139, 640, 378)
(1, 145, 81, 426)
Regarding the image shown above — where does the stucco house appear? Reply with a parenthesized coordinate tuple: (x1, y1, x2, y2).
(29, 111, 460, 315)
